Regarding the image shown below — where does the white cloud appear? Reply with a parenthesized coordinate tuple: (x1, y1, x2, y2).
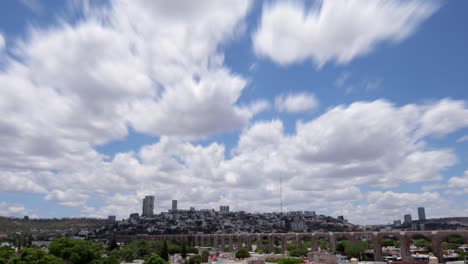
(457, 135, 468, 143)
(0, 1, 255, 177)
(0, 202, 29, 217)
(274, 92, 318, 113)
(0, 171, 48, 193)
(0, 0, 258, 170)
(19, 0, 44, 15)
(448, 170, 468, 194)
(421, 183, 446, 192)
(416, 99, 468, 138)
(0, 0, 466, 224)
(72, 98, 464, 220)
(334, 191, 455, 225)
(367, 191, 441, 210)
(253, 0, 439, 67)
(45, 189, 90, 208)
(0, 98, 465, 222)
(0, 95, 466, 222)
(0, 33, 4, 51)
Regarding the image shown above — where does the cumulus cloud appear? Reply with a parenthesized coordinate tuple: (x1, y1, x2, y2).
(1, 80, 467, 222)
(22, 98, 461, 222)
(253, 0, 439, 67)
(0, 0, 255, 175)
(457, 135, 468, 143)
(416, 99, 468, 138)
(448, 170, 468, 194)
(0, 33, 4, 51)
(367, 191, 440, 210)
(45, 189, 90, 208)
(19, 0, 44, 15)
(0, 0, 259, 171)
(275, 92, 318, 113)
(0, 202, 29, 217)
(334, 191, 453, 224)
(0, 1, 466, 224)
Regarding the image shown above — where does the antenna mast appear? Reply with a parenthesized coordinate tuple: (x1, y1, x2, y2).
(280, 176, 283, 214)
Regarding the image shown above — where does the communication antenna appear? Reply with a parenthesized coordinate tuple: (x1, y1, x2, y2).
(279, 176, 283, 214)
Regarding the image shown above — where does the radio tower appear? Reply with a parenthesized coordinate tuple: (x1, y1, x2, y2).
(279, 176, 283, 214)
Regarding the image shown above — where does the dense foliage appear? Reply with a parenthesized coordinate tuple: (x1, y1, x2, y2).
(201, 250, 210, 262)
(144, 255, 168, 264)
(188, 254, 201, 264)
(0, 246, 16, 264)
(287, 241, 309, 257)
(160, 241, 168, 261)
(335, 240, 369, 260)
(49, 237, 102, 264)
(265, 257, 303, 264)
(235, 248, 250, 259)
(0, 246, 62, 264)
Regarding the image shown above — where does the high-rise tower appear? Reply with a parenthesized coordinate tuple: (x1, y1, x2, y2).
(418, 207, 426, 221)
(142, 196, 155, 216)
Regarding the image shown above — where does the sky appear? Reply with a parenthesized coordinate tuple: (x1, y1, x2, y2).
(0, 0, 467, 225)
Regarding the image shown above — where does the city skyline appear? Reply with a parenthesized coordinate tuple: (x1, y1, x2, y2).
(0, 0, 467, 224)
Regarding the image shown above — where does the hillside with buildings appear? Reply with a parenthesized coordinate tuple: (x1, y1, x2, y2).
(96, 199, 355, 237)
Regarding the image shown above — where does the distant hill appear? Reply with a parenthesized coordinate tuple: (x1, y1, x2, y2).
(0, 216, 107, 235)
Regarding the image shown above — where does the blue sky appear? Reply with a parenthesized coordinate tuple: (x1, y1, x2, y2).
(0, 0, 467, 224)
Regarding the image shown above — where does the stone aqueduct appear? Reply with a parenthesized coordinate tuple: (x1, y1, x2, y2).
(113, 231, 468, 262)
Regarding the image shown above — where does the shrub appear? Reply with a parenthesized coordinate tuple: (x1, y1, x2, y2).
(235, 248, 250, 259)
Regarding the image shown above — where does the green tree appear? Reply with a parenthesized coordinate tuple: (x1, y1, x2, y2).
(0, 246, 15, 264)
(381, 239, 395, 247)
(168, 244, 181, 254)
(160, 241, 169, 261)
(442, 242, 460, 250)
(8, 247, 63, 264)
(188, 255, 201, 264)
(448, 235, 464, 245)
(181, 243, 187, 259)
(276, 258, 303, 264)
(235, 248, 250, 259)
(186, 246, 198, 254)
(319, 240, 328, 250)
(336, 242, 345, 253)
(201, 250, 210, 262)
(107, 239, 119, 252)
(49, 237, 101, 264)
(144, 255, 169, 264)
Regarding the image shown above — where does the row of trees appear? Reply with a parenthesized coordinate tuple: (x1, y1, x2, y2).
(0, 237, 202, 264)
(0, 246, 62, 264)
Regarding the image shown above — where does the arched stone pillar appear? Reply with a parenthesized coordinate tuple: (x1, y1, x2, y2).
(311, 233, 319, 252)
(256, 234, 262, 252)
(431, 232, 443, 263)
(372, 232, 383, 262)
(247, 235, 252, 251)
(214, 235, 219, 248)
(221, 235, 226, 251)
(295, 233, 301, 250)
(329, 232, 337, 253)
(237, 234, 243, 250)
(229, 234, 234, 252)
(281, 234, 287, 254)
(399, 233, 411, 263)
(349, 232, 358, 244)
(269, 234, 275, 253)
